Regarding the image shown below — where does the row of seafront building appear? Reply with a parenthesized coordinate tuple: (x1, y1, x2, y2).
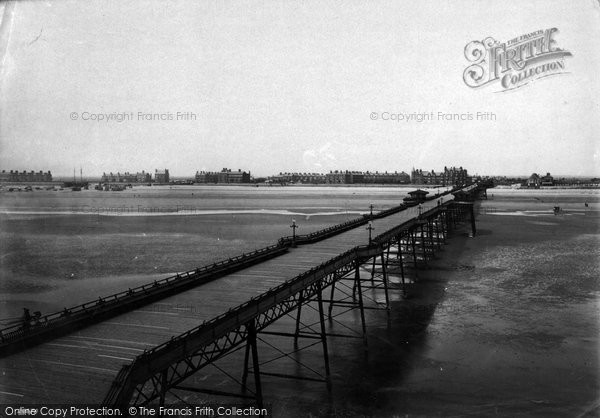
(94, 169, 600, 187)
(6, 166, 598, 188)
(269, 166, 470, 186)
(100, 169, 170, 184)
(100, 168, 250, 184)
(88, 166, 469, 186)
(106, 166, 468, 186)
(0, 166, 471, 186)
(0, 170, 53, 182)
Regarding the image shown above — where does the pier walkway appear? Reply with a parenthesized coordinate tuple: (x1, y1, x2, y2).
(0, 183, 489, 408)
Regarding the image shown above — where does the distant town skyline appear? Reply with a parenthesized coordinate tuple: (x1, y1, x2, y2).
(2, 165, 594, 181)
(2, 151, 598, 179)
(1, 2, 599, 178)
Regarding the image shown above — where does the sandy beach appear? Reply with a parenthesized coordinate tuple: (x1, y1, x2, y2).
(1, 185, 414, 318)
(389, 193, 599, 417)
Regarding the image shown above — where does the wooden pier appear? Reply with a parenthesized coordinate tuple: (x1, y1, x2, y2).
(0, 183, 489, 409)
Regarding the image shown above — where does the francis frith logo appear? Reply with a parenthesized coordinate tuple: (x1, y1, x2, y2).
(463, 28, 572, 91)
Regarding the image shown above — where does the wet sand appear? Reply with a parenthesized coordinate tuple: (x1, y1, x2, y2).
(0, 212, 354, 319)
(0, 185, 428, 319)
(383, 198, 599, 417)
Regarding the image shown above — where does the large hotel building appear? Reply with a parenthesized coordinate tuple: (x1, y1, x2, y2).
(411, 166, 470, 186)
(269, 170, 411, 185)
(195, 168, 251, 183)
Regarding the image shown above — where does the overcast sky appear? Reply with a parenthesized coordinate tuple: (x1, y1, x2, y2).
(0, 0, 599, 177)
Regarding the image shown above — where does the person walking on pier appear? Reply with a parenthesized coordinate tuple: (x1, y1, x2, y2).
(22, 308, 32, 329)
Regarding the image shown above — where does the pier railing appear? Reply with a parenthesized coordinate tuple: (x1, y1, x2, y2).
(0, 243, 288, 351)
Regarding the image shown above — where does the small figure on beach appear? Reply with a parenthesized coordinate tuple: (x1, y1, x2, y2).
(584, 202, 588, 207)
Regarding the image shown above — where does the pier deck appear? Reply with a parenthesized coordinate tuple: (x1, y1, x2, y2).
(0, 190, 477, 405)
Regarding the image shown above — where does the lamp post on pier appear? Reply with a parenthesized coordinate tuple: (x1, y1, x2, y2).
(369, 204, 374, 219)
(366, 221, 374, 244)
